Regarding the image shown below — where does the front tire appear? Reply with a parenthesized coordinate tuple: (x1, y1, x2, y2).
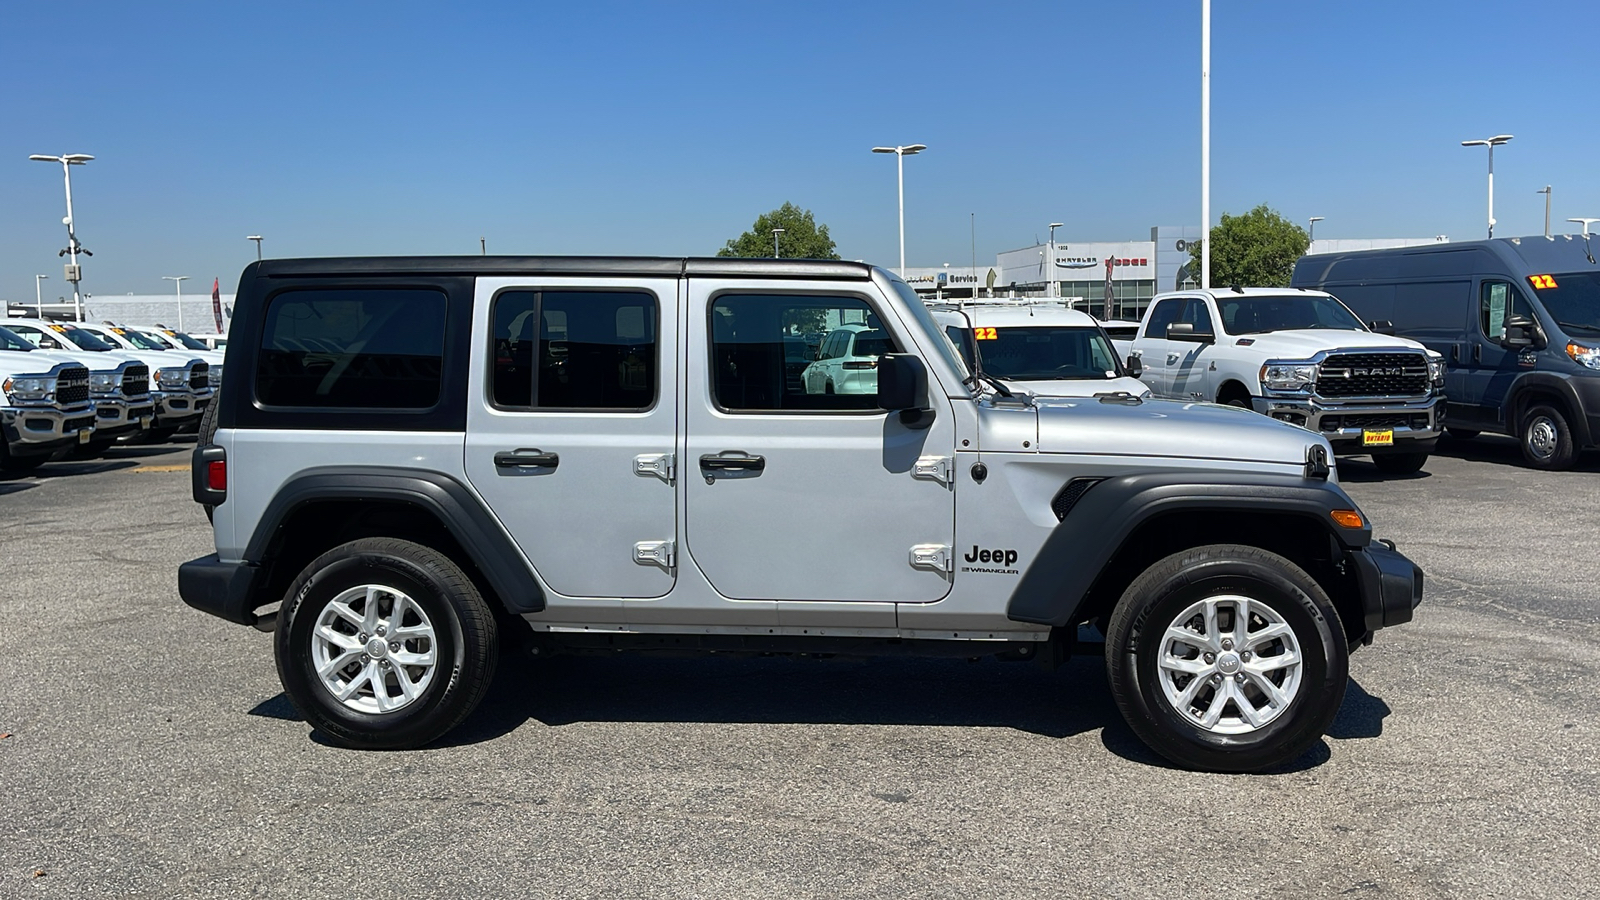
(1105, 544, 1348, 773)
(1519, 404, 1577, 470)
(1371, 451, 1428, 475)
(275, 538, 498, 749)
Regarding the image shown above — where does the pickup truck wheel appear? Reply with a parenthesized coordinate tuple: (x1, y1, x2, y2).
(0, 448, 48, 472)
(1519, 404, 1576, 470)
(1105, 544, 1347, 773)
(275, 538, 498, 749)
(1371, 452, 1428, 475)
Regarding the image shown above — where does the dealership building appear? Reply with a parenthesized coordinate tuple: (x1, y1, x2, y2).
(903, 226, 1446, 322)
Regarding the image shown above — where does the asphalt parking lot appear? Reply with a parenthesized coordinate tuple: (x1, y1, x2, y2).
(2, 436, 1598, 898)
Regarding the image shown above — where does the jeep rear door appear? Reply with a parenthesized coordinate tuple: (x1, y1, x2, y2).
(683, 278, 955, 605)
(464, 277, 678, 599)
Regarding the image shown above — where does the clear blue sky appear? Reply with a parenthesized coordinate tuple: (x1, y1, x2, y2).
(2, 0, 1594, 303)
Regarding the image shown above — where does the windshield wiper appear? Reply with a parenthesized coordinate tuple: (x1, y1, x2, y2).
(1555, 320, 1600, 335)
(962, 372, 1014, 398)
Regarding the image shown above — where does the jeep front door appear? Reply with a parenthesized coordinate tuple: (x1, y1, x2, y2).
(465, 278, 678, 599)
(684, 281, 955, 603)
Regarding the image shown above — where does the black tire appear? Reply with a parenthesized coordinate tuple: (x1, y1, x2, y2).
(1371, 451, 1428, 475)
(1445, 427, 1480, 441)
(68, 437, 118, 459)
(275, 538, 499, 749)
(1519, 404, 1577, 470)
(197, 395, 219, 447)
(1105, 544, 1348, 773)
(0, 444, 49, 473)
(145, 425, 179, 443)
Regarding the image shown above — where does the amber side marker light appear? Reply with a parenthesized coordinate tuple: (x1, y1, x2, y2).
(1330, 509, 1365, 529)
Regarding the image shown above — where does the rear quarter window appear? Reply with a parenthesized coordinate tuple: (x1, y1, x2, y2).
(256, 288, 447, 409)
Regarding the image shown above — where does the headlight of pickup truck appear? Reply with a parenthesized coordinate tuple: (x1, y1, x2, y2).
(1426, 353, 1446, 386)
(2, 376, 55, 401)
(156, 367, 187, 386)
(1567, 342, 1600, 371)
(89, 372, 118, 393)
(1260, 362, 1317, 392)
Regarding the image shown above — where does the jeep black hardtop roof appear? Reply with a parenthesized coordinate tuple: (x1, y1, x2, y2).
(245, 256, 881, 280)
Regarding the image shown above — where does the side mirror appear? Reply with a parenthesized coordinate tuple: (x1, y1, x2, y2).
(876, 353, 935, 429)
(1165, 322, 1215, 343)
(1503, 315, 1539, 349)
(1369, 319, 1397, 335)
(1125, 354, 1144, 378)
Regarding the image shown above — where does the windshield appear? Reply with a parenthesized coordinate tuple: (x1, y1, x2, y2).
(1529, 271, 1600, 336)
(886, 276, 971, 380)
(165, 330, 211, 350)
(1217, 295, 1367, 335)
(114, 328, 175, 351)
(947, 325, 1121, 381)
(60, 328, 117, 351)
(0, 326, 35, 352)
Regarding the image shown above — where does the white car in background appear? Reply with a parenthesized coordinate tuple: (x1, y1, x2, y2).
(117, 324, 226, 385)
(800, 323, 895, 395)
(68, 322, 215, 438)
(2, 318, 157, 453)
(928, 301, 1148, 398)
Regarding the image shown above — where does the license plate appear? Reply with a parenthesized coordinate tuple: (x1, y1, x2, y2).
(139, 417, 151, 430)
(77, 429, 92, 445)
(1362, 429, 1394, 447)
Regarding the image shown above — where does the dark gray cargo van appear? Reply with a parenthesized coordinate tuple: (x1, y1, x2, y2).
(1293, 236, 1600, 469)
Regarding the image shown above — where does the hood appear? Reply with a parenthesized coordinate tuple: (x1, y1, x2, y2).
(1032, 394, 1327, 465)
(1007, 375, 1150, 399)
(1229, 329, 1426, 358)
(0, 347, 90, 373)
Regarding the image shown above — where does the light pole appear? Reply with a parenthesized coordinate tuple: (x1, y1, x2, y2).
(870, 143, 927, 276)
(1307, 216, 1324, 250)
(1569, 218, 1600, 238)
(1047, 222, 1064, 298)
(1537, 187, 1551, 238)
(28, 153, 94, 321)
(1461, 134, 1513, 238)
(163, 276, 190, 331)
(1201, 0, 1211, 289)
(34, 275, 48, 317)
(772, 227, 785, 258)
(248, 235, 264, 260)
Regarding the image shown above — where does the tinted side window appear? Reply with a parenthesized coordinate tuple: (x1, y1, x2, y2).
(257, 289, 446, 408)
(491, 290, 657, 410)
(1182, 298, 1215, 332)
(1146, 298, 1184, 337)
(711, 294, 896, 412)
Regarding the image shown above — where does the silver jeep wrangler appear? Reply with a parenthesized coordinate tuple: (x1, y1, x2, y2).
(180, 257, 1422, 772)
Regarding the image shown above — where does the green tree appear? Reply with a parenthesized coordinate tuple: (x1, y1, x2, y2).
(1187, 204, 1309, 287)
(716, 202, 840, 260)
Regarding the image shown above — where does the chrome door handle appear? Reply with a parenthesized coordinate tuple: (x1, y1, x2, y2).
(494, 448, 560, 469)
(698, 453, 765, 471)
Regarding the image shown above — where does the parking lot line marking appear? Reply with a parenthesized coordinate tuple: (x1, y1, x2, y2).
(130, 464, 190, 473)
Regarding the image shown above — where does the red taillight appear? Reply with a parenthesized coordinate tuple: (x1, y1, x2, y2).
(206, 459, 227, 492)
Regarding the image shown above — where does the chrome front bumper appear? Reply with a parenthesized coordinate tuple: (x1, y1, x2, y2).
(1254, 394, 1444, 452)
(92, 395, 158, 437)
(1, 403, 97, 456)
(153, 388, 213, 424)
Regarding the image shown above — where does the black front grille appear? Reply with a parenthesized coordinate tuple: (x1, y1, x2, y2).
(1316, 353, 1429, 398)
(122, 365, 149, 397)
(64, 415, 95, 432)
(1320, 413, 1431, 432)
(1051, 477, 1105, 521)
(55, 367, 90, 405)
(189, 363, 210, 390)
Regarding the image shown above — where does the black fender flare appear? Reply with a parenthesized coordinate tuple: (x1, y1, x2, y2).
(1005, 472, 1368, 628)
(1504, 372, 1592, 446)
(245, 466, 545, 614)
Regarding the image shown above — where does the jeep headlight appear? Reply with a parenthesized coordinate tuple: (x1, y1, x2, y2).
(1567, 342, 1600, 371)
(89, 372, 118, 394)
(1426, 352, 1446, 386)
(156, 367, 187, 386)
(2, 376, 55, 401)
(1260, 362, 1317, 392)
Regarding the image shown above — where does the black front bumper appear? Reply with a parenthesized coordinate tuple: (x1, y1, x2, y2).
(178, 554, 263, 627)
(1350, 540, 1424, 633)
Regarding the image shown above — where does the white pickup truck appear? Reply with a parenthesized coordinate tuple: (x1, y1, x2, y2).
(1129, 287, 1446, 474)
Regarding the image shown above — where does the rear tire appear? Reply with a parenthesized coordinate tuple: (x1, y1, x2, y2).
(1105, 544, 1347, 773)
(1519, 404, 1577, 470)
(1371, 452, 1428, 475)
(275, 538, 499, 749)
